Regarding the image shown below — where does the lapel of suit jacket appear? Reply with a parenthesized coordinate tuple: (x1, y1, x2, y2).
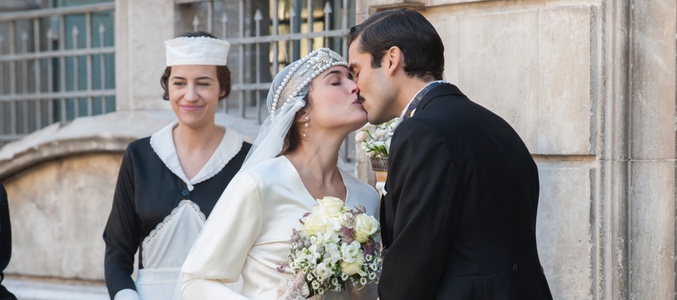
(414, 83, 466, 115)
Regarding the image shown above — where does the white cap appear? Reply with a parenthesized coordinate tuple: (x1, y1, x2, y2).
(164, 36, 230, 66)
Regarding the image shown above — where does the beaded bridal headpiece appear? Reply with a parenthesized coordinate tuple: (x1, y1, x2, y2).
(241, 48, 348, 170)
(269, 48, 348, 118)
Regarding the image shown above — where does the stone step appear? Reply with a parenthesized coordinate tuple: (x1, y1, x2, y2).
(3, 276, 107, 300)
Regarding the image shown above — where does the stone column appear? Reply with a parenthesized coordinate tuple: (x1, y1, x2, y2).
(625, 0, 676, 298)
(115, 0, 176, 111)
(599, 0, 631, 297)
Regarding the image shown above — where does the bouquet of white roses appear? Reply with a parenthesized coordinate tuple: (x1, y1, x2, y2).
(279, 196, 382, 298)
(355, 118, 399, 159)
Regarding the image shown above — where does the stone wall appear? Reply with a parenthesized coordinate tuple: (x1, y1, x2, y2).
(0, 110, 258, 281)
(428, 3, 599, 297)
(356, 0, 676, 298)
(3, 153, 121, 280)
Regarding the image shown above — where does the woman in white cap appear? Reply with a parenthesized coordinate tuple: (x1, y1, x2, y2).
(180, 48, 379, 299)
(103, 31, 251, 300)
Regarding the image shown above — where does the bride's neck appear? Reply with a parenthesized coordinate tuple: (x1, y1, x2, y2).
(286, 149, 345, 201)
(286, 139, 342, 181)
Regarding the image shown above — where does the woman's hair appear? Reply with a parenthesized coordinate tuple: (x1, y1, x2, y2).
(160, 31, 232, 101)
(348, 8, 444, 81)
(280, 94, 309, 155)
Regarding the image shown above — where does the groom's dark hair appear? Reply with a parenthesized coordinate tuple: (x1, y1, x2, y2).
(347, 8, 444, 81)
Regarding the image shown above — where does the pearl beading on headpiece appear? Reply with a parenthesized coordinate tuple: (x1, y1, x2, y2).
(270, 48, 348, 118)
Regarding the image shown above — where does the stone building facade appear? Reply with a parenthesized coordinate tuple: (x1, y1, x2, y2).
(0, 0, 674, 298)
(354, 0, 674, 299)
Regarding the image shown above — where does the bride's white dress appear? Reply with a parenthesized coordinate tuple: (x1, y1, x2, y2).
(180, 156, 380, 300)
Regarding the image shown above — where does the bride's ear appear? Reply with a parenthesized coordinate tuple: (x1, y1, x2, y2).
(295, 109, 310, 123)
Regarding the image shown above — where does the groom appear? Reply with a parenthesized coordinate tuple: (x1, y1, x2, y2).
(348, 8, 553, 299)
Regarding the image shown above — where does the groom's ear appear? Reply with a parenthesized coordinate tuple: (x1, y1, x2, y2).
(384, 46, 403, 76)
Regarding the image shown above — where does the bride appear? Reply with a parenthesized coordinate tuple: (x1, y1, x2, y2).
(179, 48, 379, 299)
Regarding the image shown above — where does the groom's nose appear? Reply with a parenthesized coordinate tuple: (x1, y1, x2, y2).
(351, 83, 359, 95)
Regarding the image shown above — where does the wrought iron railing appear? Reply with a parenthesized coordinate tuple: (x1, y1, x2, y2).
(182, 0, 356, 160)
(0, 2, 115, 146)
(0, 0, 356, 161)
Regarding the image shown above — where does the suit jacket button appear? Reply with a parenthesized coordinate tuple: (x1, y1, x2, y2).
(512, 264, 518, 272)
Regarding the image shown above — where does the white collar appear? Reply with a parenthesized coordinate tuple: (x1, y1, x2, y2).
(398, 80, 447, 120)
(150, 122, 244, 190)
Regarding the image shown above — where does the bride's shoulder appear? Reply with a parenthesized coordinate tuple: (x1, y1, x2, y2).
(247, 156, 288, 175)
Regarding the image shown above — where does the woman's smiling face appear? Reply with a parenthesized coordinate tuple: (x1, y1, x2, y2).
(168, 64, 224, 129)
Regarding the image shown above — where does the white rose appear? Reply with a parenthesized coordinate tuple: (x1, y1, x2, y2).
(297, 249, 316, 267)
(325, 243, 342, 264)
(324, 230, 341, 244)
(360, 123, 375, 131)
(355, 131, 368, 143)
(317, 196, 345, 218)
(340, 249, 366, 276)
(313, 230, 340, 247)
(354, 214, 380, 243)
(325, 217, 343, 232)
(341, 241, 361, 263)
(314, 262, 334, 281)
(302, 213, 327, 236)
(375, 129, 389, 140)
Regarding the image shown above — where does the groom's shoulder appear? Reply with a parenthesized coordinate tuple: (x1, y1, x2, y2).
(423, 83, 468, 104)
(393, 117, 449, 147)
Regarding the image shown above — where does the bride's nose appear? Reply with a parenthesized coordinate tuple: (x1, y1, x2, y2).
(348, 80, 358, 94)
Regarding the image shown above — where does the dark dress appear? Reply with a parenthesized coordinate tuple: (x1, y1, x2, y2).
(0, 184, 16, 300)
(103, 123, 250, 299)
(378, 83, 553, 299)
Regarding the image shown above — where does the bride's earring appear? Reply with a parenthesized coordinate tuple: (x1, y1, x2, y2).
(303, 115, 309, 138)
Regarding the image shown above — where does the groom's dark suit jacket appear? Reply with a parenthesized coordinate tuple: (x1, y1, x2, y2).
(378, 83, 552, 299)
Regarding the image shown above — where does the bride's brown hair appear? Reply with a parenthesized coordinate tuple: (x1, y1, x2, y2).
(279, 95, 309, 155)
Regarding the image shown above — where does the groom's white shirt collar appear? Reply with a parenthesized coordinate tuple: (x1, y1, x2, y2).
(398, 80, 447, 121)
